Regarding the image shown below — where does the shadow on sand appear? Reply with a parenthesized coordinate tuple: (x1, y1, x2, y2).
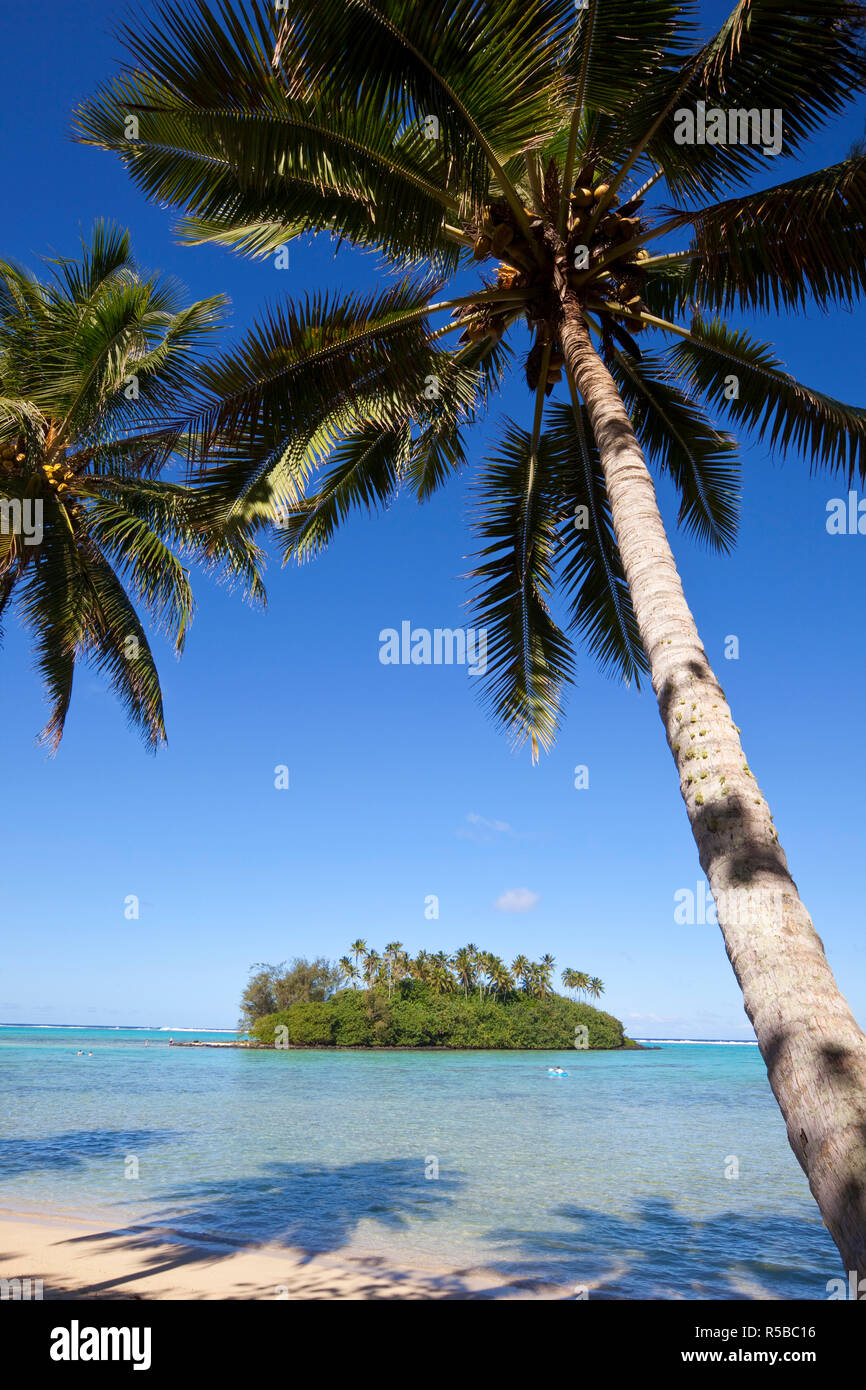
(14, 1152, 843, 1300)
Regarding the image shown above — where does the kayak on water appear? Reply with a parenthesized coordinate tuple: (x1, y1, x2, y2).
(547, 1067, 569, 1076)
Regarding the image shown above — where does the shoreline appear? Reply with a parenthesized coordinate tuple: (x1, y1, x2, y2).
(0, 1209, 573, 1301)
(169, 1040, 651, 1050)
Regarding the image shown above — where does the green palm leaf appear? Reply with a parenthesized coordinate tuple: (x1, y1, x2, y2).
(0, 220, 266, 747)
(669, 314, 866, 483)
(605, 346, 740, 551)
(467, 420, 575, 760)
(546, 400, 647, 684)
(665, 158, 866, 313)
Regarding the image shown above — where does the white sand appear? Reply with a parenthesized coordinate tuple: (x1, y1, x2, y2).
(0, 1210, 568, 1300)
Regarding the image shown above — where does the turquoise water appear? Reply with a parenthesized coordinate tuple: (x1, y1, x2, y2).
(0, 1027, 840, 1298)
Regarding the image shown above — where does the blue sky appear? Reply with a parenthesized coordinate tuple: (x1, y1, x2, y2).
(1, 1, 864, 1036)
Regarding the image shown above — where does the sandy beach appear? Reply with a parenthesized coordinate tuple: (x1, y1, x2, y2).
(0, 1210, 570, 1300)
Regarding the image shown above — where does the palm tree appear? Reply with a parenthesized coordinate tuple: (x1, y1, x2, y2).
(525, 964, 544, 1001)
(452, 946, 476, 996)
(536, 957, 555, 999)
(487, 955, 515, 997)
(588, 977, 605, 1002)
(0, 220, 263, 748)
(412, 949, 432, 984)
(511, 955, 532, 993)
(78, 0, 866, 1273)
(383, 939, 405, 999)
(363, 950, 381, 992)
(349, 939, 368, 981)
(429, 951, 455, 996)
(338, 955, 358, 989)
(477, 950, 498, 1001)
(561, 967, 581, 999)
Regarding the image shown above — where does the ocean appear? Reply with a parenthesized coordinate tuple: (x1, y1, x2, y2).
(0, 1027, 840, 1298)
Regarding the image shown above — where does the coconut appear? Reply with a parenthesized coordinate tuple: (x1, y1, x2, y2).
(473, 235, 492, 260)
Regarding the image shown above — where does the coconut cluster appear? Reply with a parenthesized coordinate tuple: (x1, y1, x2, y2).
(453, 176, 650, 393)
(0, 437, 26, 471)
(42, 460, 78, 497)
(565, 179, 650, 332)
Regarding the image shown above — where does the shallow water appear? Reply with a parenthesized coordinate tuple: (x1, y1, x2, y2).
(0, 1027, 840, 1298)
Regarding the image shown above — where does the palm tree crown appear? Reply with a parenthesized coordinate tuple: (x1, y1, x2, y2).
(75, 0, 866, 755)
(0, 221, 264, 748)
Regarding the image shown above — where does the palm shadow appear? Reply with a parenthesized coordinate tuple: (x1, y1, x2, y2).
(44, 1156, 487, 1298)
(481, 1194, 839, 1299)
(0, 1128, 179, 1177)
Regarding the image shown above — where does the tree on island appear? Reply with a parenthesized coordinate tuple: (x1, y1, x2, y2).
(243, 944, 604, 1025)
(78, 0, 866, 1274)
(239, 958, 344, 1031)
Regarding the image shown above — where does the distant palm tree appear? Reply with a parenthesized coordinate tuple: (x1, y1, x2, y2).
(511, 956, 532, 992)
(488, 956, 514, 997)
(412, 949, 432, 984)
(0, 221, 263, 748)
(526, 965, 544, 1000)
(429, 951, 454, 996)
(338, 955, 357, 989)
(588, 976, 605, 1002)
(349, 939, 368, 979)
(452, 947, 476, 996)
(477, 950, 498, 1001)
(574, 971, 591, 1002)
(536, 956, 556, 998)
(363, 951, 381, 992)
(383, 940, 405, 999)
(561, 967, 580, 998)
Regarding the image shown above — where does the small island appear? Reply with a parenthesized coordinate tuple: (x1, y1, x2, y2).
(240, 944, 637, 1050)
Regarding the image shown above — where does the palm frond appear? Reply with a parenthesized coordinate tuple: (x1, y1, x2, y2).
(606, 346, 741, 551)
(546, 399, 647, 684)
(665, 157, 866, 313)
(669, 313, 866, 483)
(187, 276, 449, 490)
(467, 419, 575, 759)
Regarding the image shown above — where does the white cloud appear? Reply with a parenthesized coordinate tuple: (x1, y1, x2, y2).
(468, 812, 513, 833)
(458, 812, 536, 845)
(494, 887, 539, 913)
(457, 812, 514, 843)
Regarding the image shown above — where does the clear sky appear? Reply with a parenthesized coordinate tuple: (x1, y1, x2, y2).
(1, 1, 864, 1036)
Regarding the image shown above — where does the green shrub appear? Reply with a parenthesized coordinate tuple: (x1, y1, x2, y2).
(287, 1001, 334, 1044)
(252, 986, 627, 1050)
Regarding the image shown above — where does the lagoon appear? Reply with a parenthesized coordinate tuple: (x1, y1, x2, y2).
(0, 1027, 838, 1298)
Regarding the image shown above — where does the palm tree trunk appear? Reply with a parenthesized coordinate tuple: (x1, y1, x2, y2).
(559, 295, 866, 1280)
